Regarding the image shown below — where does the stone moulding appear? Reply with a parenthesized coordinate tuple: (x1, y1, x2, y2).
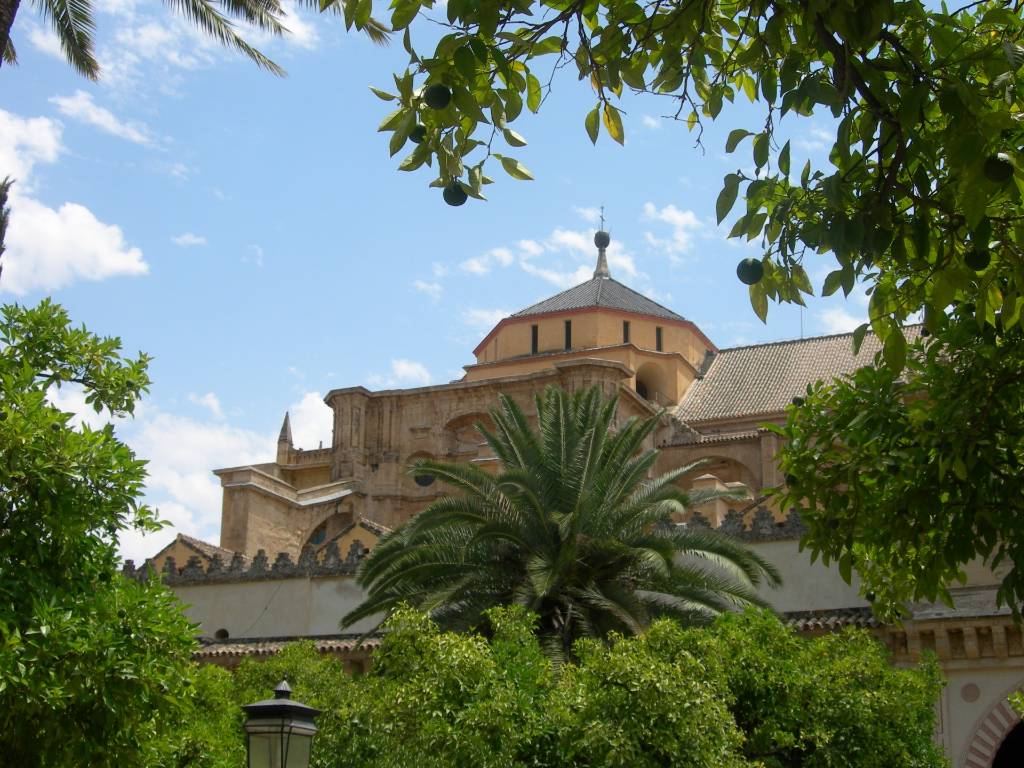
(122, 540, 368, 586)
(685, 506, 807, 542)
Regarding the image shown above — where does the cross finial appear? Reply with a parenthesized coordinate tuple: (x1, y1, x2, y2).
(599, 205, 605, 230)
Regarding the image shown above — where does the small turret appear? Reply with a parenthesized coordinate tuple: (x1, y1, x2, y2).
(276, 412, 293, 463)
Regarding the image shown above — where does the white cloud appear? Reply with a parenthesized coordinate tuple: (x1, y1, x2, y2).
(26, 23, 63, 60)
(287, 391, 333, 450)
(172, 232, 206, 247)
(463, 307, 508, 331)
(517, 239, 544, 257)
(95, 0, 138, 17)
(520, 259, 592, 289)
(44, 384, 274, 562)
(167, 162, 193, 180)
(50, 91, 154, 146)
(431, 262, 448, 278)
(0, 109, 62, 185)
(460, 246, 514, 276)
(368, 359, 433, 388)
(392, 359, 431, 385)
(279, 1, 319, 49)
(643, 202, 702, 258)
(796, 126, 834, 151)
(119, 407, 274, 560)
(573, 206, 602, 224)
(641, 115, 661, 130)
(244, 244, 264, 267)
(819, 307, 864, 333)
(188, 392, 224, 419)
(0, 109, 148, 295)
(4, 195, 148, 294)
(413, 279, 443, 301)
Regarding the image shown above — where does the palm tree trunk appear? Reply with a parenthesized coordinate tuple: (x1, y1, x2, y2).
(0, 0, 20, 68)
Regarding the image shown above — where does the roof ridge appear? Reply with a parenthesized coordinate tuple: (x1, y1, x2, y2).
(720, 323, 923, 353)
(608, 278, 687, 320)
(513, 278, 596, 315)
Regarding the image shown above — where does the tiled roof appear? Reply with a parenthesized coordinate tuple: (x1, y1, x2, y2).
(194, 634, 381, 661)
(675, 326, 923, 423)
(178, 533, 239, 562)
(512, 277, 686, 322)
(784, 607, 879, 632)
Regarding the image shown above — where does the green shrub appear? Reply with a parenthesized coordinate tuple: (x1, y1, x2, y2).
(154, 608, 945, 768)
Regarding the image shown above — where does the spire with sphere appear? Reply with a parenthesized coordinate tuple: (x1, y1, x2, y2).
(593, 207, 611, 279)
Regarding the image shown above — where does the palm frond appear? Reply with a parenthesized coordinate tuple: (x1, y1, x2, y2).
(4, 38, 16, 65)
(34, 0, 99, 78)
(346, 384, 782, 660)
(165, 0, 285, 75)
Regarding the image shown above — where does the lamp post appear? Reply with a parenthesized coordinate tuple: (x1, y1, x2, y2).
(243, 680, 321, 768)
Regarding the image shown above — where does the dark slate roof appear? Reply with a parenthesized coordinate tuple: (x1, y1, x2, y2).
(675, 325, 922, 423)
(784, 607, 879, 632)
(512, 277, 686, 322)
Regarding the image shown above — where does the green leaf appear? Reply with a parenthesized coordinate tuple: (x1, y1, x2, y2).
(369, 87, 396, 102)
(749, 283, 768, 323)
(753, 133, 769, 168)
(499, 156, 534, 180)
(779, 140, 791, 176)
(585, 106, 600, 144)
(378, 107, 407, 131)
(602, 104, 624, 145)
(526, 74, 542, 113)
(822, 270, 844, 297)
(883, 329, 906, 371)
(503, 128, 528, 147)
(454, 46, 476, 80)
(725, 129, 751, 154)
(851, 323, 869, 354)
(391, 0, 421, 30)
(716, 174, 741, 224)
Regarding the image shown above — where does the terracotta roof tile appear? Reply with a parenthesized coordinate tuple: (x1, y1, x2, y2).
(177, 533, 240, 562)
(513, 277, 685, 322)
(784, 607, 879, 631)
(194, 635, 381, 660)
(675, 326, 922, 423)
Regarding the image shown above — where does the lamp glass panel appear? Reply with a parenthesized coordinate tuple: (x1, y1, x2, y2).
(284, 733, 313, 768)
(248, 732, 284, 768)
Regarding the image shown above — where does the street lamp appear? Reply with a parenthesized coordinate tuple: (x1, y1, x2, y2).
(243, 679, 321, 768)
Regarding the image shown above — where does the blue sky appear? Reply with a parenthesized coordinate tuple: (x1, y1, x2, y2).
(2, 1, 864, 560)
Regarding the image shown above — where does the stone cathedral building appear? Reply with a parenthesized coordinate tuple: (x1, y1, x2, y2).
(139, 233, 1023, 767)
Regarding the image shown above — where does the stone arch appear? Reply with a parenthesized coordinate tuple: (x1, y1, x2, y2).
(443, 412, 493, 458)
(673, 454, 759, 493)
(961, 679, 1024, 768)
(635, 362, 669, 405)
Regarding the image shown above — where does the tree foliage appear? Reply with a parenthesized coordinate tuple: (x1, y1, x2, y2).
(159, 608, 945, 768)
(343, 385, 779, 659)
(360, 0, 1024, 341)
(0, 299, 197, 766)
(347, 0, 1024, 615)
(776, 311, 1024, 618)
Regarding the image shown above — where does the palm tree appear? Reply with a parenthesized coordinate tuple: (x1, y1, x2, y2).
(0, 0, 388, 79)
(342, 385, 781, 659)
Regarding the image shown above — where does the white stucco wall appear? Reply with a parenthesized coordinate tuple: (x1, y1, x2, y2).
(173, 576, 379, 639)
(747, 539, 867, 612)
